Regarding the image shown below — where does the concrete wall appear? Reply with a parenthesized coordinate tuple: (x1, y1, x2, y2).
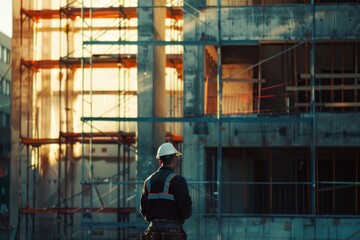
(199, 113, 360, 147)
(202, 5, 360, 41)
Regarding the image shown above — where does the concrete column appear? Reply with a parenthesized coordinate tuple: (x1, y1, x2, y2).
(137, 0, 167, 180)
(183, 0, 205, 117)
(182, 0, 206, 181)
(10, 0, 34, 230)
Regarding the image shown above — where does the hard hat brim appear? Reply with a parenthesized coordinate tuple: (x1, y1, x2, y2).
(156, 151, 182, 159)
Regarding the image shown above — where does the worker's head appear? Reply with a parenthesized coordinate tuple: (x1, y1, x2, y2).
(156, 142, 182, 166)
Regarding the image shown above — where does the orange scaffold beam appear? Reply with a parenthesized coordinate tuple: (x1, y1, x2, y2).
(21, 132, 136, 147)
(21, 55, 137, 70)
(21, 54, 182, 71)
(21, 7, 137, 20)
(21, 207, 135, 214)
(21, 138, 61, 147)
(21, 7, 183, 21)
(166, 132, 183, 143)
(61, 131, 137, 145)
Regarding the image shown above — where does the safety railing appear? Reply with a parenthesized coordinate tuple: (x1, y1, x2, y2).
(206, 0, 360, 6)
(188, 181, 360, 216)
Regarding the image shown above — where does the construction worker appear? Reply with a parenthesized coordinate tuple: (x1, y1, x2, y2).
(140, 142, 192, 240)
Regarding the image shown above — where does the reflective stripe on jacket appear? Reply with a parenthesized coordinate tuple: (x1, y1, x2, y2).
(146, 172, 177, 201)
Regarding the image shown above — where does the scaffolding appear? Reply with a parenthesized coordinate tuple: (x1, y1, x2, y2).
(17, 0, 186, 238)
(13, 0, 360, 239)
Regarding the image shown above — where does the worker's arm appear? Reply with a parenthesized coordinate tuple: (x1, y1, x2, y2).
(173, 176, 192, 220)
(139, 180, 148, 217)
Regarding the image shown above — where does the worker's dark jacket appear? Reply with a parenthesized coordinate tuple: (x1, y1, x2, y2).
(140, 166, 192, 225)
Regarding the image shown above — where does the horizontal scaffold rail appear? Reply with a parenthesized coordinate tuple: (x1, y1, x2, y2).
(21, 132, 136, 146)
(83, 40, 360, 46)
(83, 40, 260, 46)
(21, 7, 183, 20)
(295, 102, 360, 108)
(20, 54, 181, 70)
(300, 73, 360, 79)
(61, 131, 136, 144)
(82, 221, 146, 228)
(81, 116, 313, 123)
(21, 207, 135, 214)
(21, 138, 60, 146)
(287, 85, 360, 91)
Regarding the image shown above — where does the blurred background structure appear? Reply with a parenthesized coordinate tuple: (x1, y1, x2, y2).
(0, 31, 11, 240)
(6, 0, 360, 239)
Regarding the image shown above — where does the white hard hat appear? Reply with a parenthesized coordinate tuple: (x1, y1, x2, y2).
(156, 142, 182, 159)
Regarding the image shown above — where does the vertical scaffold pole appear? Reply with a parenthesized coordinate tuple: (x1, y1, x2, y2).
(310, 0, 317, 221)
(216, 1, 222, 240)
(80, 2, 86, 239)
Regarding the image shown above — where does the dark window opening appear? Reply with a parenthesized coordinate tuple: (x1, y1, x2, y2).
(205, 147, 360, 216)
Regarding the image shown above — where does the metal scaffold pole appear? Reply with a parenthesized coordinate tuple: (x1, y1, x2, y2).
(216, 1, 222, 240)
(80, 2, 86, 238)
(310, 0, 317, 222)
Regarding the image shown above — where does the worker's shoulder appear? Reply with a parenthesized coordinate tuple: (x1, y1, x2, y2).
(171, 173, 187, 183)
(145, 170, 159, 181)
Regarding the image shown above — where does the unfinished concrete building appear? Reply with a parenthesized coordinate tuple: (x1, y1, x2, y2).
(10, 0, 360, 239)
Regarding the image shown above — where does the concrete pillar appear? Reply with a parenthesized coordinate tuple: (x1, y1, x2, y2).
(182, 0, 206, 181)
(137, 0, 167, 181)
(9, 0, 30, 229)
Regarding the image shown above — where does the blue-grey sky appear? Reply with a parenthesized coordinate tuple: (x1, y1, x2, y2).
(0, 0, 12, 37)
